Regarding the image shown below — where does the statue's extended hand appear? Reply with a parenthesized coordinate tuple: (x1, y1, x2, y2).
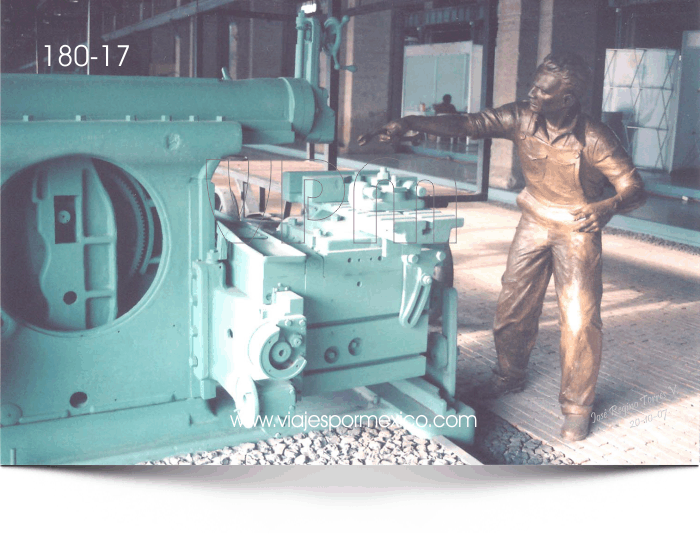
(571, 199, 616, 232)
(357, 119, 410, 146)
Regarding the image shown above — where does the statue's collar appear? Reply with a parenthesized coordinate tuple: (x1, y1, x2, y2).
(528, 103, 586, 145)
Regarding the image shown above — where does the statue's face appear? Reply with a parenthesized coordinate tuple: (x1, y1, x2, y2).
(528, 71, 574, 115)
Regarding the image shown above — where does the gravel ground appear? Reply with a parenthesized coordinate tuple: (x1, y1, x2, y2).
(466, 408, 576, 465)
(139, 409, 576, 466)
(140, 422, 469, 466)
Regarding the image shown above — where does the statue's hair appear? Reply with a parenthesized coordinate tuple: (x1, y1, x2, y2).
(538, 52, 591, 101)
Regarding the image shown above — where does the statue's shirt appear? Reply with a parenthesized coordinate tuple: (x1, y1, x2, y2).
(465, 101, 645, 227)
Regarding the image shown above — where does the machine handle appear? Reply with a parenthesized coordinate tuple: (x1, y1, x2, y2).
(323, 16, 357, 73)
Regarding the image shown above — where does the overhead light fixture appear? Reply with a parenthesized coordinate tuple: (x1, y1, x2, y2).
(301, 1, 317, 15)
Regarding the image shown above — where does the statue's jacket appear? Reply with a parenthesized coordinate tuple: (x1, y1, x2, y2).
(464, 101, 646, 229)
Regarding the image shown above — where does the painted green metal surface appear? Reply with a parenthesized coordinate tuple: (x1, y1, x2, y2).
(1, 12, 475, 464)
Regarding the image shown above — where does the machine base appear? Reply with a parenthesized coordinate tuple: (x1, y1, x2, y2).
(1, 380, 475, 465)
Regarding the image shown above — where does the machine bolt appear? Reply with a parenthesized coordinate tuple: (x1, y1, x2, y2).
(299, 319, 306, 328)
(324, 347, 339, 363)
(436, 250, 446, 261)
(1, 403, 22, 426)
(415, 185, 427, 197)
(348, 337, 362, 356)
(57, 210, 71, 224)
(377, 167, 390, 182)
(284, 319, 292, 327)
(421, 275, 433, 285)
(289, 334, 303, 348)
(407, 254, 420, 264)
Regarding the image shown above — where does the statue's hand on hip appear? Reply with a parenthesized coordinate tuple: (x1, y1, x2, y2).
(571, 199, 616, 232)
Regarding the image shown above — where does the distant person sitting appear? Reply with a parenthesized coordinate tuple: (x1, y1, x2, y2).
(433, 94, 458, 114)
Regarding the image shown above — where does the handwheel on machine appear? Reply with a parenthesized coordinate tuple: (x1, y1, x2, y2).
(429, 244, 454, 325)
(214, 184, 241, 220)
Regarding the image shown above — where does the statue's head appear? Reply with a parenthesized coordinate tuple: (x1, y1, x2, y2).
(528, 52, 591, 115)
(539, 53, 591, 102)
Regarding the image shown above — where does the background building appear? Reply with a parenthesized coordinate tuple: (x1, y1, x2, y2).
(2, 0, 698, 229)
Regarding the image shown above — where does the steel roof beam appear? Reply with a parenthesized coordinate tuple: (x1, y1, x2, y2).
(101, 0, 241, 42)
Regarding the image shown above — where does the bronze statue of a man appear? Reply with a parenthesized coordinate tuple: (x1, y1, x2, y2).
(360, 53, 646, 441)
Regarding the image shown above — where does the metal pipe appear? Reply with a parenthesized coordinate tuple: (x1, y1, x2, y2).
(295, 11, 305, 78)
(102, 0, 239, 42)
(326, 0, 341, 171)
(475, 0, 496, 200)
(1, 74, 319, 139)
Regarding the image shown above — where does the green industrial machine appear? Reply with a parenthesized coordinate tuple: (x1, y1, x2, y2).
(1, 12, 475, 465)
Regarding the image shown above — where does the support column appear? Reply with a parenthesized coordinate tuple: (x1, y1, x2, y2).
(489, 0, 541, 190)
(338, 0, 395, 154)
(87, 0, 103, 75)
(489, 0, 600, 190)
(537, 0, 599, 114)
(247, 0, 286, 79)
(248, 18, 284, 78)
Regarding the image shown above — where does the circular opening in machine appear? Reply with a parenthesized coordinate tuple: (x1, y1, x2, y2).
(324, 346, 340, 364)
(69, 392, 88, 408)
(1, 156, 164, 332)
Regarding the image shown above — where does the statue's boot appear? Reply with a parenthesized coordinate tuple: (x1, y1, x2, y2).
(561, 414, 590, 441)
(475, 374, 525, 400)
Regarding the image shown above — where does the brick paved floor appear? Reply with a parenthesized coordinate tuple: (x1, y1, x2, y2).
(453, 202, 700, 465)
